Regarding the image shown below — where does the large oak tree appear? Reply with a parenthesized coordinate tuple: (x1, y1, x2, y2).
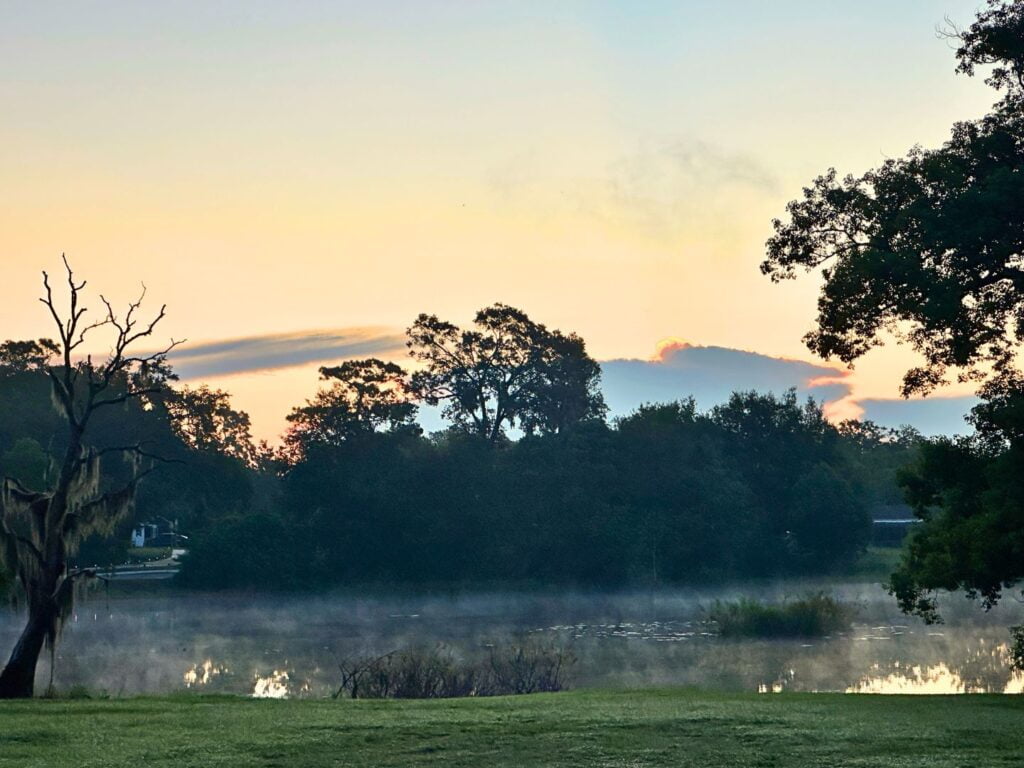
(761, 1, 1024, 621)
(407, 304, 605, 443)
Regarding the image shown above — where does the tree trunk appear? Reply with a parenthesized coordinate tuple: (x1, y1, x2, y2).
(0, 609, 50, 699)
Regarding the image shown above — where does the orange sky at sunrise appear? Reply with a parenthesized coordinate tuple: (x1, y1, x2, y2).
(0, 1, 996, 440)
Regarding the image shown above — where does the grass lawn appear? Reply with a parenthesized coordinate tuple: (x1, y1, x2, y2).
(1, 689, 1021, 767)
(848, 546, 904, 582)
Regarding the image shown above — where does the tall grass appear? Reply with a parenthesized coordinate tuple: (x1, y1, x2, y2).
(707, 593, 854, 638)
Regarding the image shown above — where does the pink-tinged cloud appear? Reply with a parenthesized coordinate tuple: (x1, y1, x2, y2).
(603, 340, 853, 419)
(604, 340, 973, 435)
(651, 337, 691, 361)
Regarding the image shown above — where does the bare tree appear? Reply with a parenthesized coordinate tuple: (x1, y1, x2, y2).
(0, 257, 179, 698)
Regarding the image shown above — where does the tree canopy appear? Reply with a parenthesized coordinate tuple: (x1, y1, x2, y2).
(0, 340, 59, 374)
(762, 1, 1024, 621)
(167, 385, 258, 466)
(284, 359, 419, 459)
(407, 304, 605, 443)
(180, 389, 884, 590)
(762, 0, 1024, 397)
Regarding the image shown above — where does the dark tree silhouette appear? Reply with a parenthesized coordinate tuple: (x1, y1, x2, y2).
(284, 358, 419, 458)
(761, 0, 1024, 397)
(518, 330, 606, 436)
(0, 340, 59, 374)
(0, 258, 178, 698)
(407, 304, 604, 443)
(762, 1, 1024, 623)
(167, 385, 257, 466)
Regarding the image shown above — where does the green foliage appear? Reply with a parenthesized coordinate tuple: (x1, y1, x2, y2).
(0, 439, 50, 492)
(123, 547, 171, 564)
(849, 547, 904, 581)
(888, 430, 1024, 622)
(285, 358, 419, 459)
(954, 1, 1024, 94)
(0, 339, 58, 374)
(762, 0, 1024, 628)
(175, 510, 294, 589)
(1010, 625, 1024, 671)
(707, 593, 854, 638)
(1, 317, 899, 598)
(166, 385, 258, 466)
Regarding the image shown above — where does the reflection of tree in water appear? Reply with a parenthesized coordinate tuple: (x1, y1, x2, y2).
(950, 640, 1018, 693)
(612, 627, 1024, 694)
(846, 638, 1023, 694)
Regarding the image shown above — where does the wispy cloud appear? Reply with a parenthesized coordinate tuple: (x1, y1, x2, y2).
(168, 327, 406, 379)
(488, 138, 780, 241)
(608, 139, 781, 203)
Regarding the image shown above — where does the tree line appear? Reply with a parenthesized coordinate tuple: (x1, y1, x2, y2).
(0, 300, 919, 595)
(182, 391, 917, 591)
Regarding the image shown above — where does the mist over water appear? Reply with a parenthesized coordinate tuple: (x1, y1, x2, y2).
(2, 580, 1022, 698)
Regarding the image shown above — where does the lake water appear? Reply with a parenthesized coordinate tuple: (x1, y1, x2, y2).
(2, 580, 1022, 697)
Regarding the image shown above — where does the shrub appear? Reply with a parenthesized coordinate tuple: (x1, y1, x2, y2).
(707, 593, 854, 638)
(334, 639, 575, 699)
(481, 638, 575, 695)
(335, 646, 476, 700)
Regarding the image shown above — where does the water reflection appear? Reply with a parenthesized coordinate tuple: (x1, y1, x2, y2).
(253, 670, 290, 699)
(543, 620, 709, 642)
(844, 642, 1024, 694)
(183, 659, 227, 688)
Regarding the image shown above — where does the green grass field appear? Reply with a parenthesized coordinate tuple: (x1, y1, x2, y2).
(849, 546, 904, 582)
(1, 689, 1021, 767)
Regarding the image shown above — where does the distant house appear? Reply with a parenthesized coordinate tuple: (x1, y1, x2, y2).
(130, 520, 184, 548)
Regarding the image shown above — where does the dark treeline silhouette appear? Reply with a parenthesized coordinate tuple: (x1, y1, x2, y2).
(181, 393, 917, 590)
(0, 303, 921, 594)
(0, 340, 260, 580)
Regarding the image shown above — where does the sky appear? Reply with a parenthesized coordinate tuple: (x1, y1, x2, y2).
(0, 1, 996, 440)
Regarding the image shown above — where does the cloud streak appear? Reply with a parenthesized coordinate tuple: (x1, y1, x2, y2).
(168, 327, 406, 379)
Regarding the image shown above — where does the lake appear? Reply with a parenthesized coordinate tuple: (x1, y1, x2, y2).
(2, 580, 1022, 697)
